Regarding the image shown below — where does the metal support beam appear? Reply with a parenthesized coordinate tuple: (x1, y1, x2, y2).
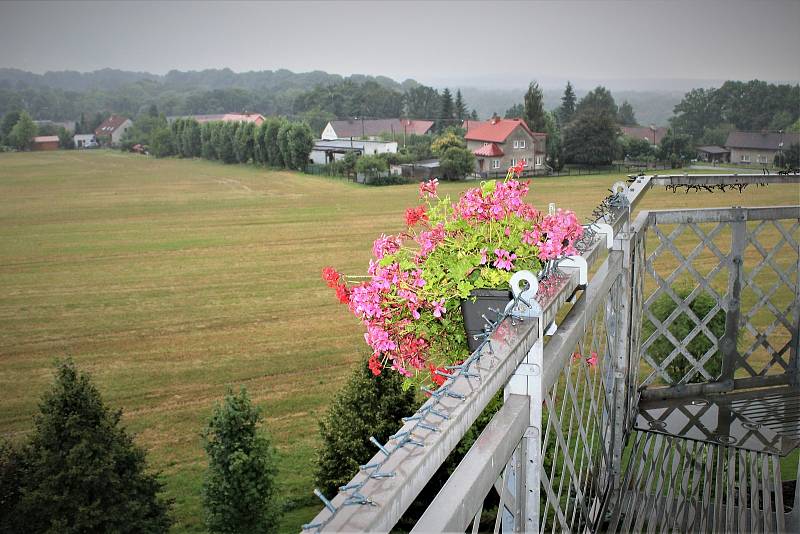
(412, 394, 530, 533)
(647, 173, 800, 187)
(609, 216, 634, 488)
(720, 209, 746, 382)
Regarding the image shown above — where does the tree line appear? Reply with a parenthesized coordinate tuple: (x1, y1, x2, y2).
(120, 108, 314, 169)
(669, 80, 800, 145)
(0, 73, 477, 137)
(505, 78, 800, 168)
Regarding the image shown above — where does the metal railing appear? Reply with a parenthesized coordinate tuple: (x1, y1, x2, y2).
(304, 173, 799, 533)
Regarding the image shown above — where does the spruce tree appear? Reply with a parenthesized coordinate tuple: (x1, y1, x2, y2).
(202, 387, 280, 534)
(315, 357, 418, 498)
(454, 89, 467, 121)
(523, 81, 546, 132)
(439, 88, 454, 130)
(559, 81, 577, 125)
(3, 360, 172, 534)
(617, 100, 638, 126)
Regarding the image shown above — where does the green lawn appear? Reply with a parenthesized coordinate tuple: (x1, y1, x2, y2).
(0, 150, 796, 532)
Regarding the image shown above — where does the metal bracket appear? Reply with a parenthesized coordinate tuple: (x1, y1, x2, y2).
(545, 321, 557, 335)
(559, 255, 588, 285)
(505, 270, 542, 318)
(610, 181, 632, 208)
(593, 222, 614, 249)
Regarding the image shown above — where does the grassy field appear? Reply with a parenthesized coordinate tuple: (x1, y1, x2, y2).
(0, 150, 797, 532)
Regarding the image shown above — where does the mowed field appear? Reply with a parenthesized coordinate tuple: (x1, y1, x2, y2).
(0, 150, 797, 532)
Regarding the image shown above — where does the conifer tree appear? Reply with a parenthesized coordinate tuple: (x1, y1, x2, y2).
(439, 88, 454, 130)
(559, 81, 577, 125)
(454, 89, 467, 121)
(1, 360, 172, 533)
(523, 81, 546, 132)
(202, 387, 280, 534)
(315, 357, 417, 497)
(617, 100, 638, 126)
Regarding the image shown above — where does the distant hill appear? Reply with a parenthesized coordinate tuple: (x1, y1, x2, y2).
(0, 67, 681, 126)
(0, 67, 416, 94)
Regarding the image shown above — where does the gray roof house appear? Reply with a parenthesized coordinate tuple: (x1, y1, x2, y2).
(725, 131, 800, 165)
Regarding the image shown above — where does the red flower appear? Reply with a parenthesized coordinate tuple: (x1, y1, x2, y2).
(368, 355, 382, 376)
(322, 266, 341, 288)
(428, 363, 447, 386)
(405, 205, 428, 227)
(335, 283, 350, 304)
(509, 159, 525, 177)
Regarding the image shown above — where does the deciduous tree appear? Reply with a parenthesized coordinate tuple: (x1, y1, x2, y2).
(439, 145, 476, 180)
(9, 111, 37, 150)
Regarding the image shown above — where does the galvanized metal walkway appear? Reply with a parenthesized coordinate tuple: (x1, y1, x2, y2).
(607, 430, 791, 533)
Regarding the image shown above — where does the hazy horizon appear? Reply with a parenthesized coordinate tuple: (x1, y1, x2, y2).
(1, 0, 798, 92)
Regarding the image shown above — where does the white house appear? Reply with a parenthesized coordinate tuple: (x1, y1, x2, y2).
(73, 134, 97, 148)
(94, 115, 133, 147)
(310, 139, 398, 165)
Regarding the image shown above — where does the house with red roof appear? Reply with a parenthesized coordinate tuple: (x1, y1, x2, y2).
(465, 117, 547, 175)
(94, 115, 133, 147)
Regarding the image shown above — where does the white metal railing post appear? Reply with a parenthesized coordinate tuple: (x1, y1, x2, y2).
(503, 316, 544, 533)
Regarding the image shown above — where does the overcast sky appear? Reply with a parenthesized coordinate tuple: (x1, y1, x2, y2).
(1, 0, 798, 89)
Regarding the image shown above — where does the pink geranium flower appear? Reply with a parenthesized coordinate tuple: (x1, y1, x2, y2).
(493, 248, 517, 271)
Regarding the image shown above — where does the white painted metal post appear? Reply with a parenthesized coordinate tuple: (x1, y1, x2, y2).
(503, 321, 544, 532)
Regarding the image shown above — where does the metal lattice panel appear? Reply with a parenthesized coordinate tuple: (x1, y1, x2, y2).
(640, 220, 731, 386)
(637, 207, 800, 390)
(739, 218, 800, 378)
(538, 273, 622, 532)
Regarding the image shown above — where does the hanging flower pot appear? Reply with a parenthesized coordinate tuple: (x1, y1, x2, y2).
(460, 289, 513, 352)
(323, 162, 583, 390)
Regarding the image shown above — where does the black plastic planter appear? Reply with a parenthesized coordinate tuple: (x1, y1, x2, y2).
(460, 289, 513, 352)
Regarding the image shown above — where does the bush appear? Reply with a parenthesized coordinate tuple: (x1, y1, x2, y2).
(315, 357, 418, 498)
(439, 145, 475, 180)
(642, 286, 726, 384)
(0, 360, 172, 533)
(202, 387, 281, 534)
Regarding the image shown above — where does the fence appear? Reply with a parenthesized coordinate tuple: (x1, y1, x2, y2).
(304, 173, 799, 533)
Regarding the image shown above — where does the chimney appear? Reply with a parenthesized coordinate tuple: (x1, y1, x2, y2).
(490, 113, 500, 125)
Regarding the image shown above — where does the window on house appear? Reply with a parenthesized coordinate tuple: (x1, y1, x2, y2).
(519, 140, 526, 149)
(741, 154, 751, 163)
(513, 140, 519, 149)
(511, 158, 517, 167)
(757, 154, 767, 164)
(523, 159, 529, 167)
(492, 159, 500, 169)
(536, 156, 543, 166)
